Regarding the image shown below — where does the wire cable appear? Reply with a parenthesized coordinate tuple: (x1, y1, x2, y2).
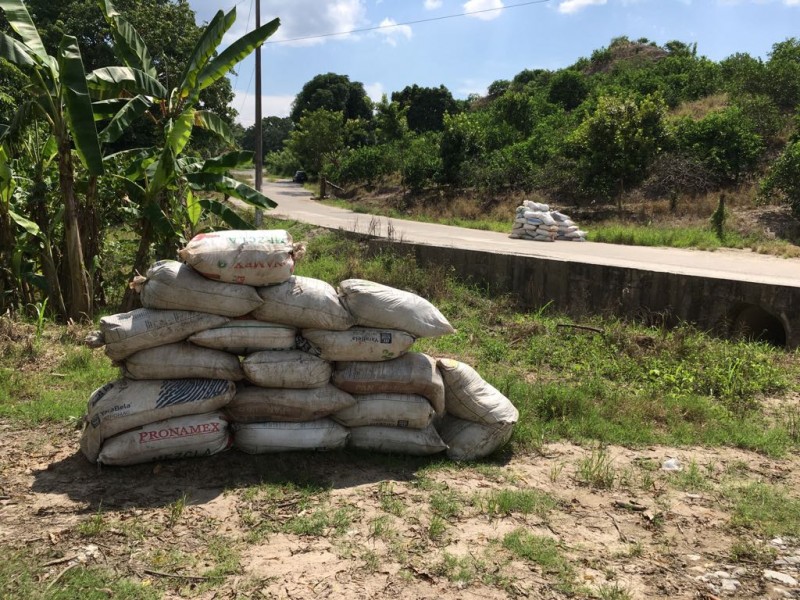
(265, 0, 552, 45)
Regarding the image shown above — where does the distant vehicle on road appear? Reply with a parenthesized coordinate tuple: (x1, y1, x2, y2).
(292, 170, 308, 183)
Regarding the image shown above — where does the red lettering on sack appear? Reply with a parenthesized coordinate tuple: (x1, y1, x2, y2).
(139, 421, 222, 444)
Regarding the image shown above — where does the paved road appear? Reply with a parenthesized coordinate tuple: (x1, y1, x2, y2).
(261, 179, 800, 288)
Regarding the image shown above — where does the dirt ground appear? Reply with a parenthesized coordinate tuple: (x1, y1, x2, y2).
(1, 420, 799, 600)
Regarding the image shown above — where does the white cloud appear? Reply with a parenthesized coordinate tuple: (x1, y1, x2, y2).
(241, 0, 370, 47)
(784, 0, 800, 5)
(463, 0, 505, 20)
(233, 91, 295, 126)
(425, 0, 443, 8)
(376, 17, 413, 46)
(364, 82, 386, 103)
(557, 0, 607, 14)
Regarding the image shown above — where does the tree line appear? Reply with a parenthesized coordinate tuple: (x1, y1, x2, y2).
(242, 37, 800, 218)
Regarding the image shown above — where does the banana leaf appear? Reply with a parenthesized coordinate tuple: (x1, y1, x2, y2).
(99, 95, 151, 144)
(177, 9, 234, 99)
(9, 209, 41, 237)
(196, 18, 280, 93)
(0, 0, 46, 60)
(185, 172, 276, 209)
(198, 198, 254, 230)
(0, 31, 36, 68)
(193, 110, 237, 146)
(92, 98, 129, 121)
(166, 109, 194, 157)
(186, 189, 201, 226)
(96, 0, 156, 78)
(200, 151, 254, 173)
(59, 36, 104, 176)
(87, 66, 167, 100)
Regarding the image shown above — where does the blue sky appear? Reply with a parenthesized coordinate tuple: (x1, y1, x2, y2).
(186, 0, 800, 126)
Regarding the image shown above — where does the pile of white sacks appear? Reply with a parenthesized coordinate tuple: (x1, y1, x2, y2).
(82, 230, 518, 467)
(510, 200, 587, 242)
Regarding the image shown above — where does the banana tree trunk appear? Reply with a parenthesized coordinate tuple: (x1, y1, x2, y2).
(58, 139, 92, 321)
(30, 178, 68, 320)
(120, 218, 153, 312)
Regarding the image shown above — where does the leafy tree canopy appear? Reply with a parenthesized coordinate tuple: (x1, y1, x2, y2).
(240, 116, 294, 155)
(290, 72, 372, 124)
(391, 84, 458, 133)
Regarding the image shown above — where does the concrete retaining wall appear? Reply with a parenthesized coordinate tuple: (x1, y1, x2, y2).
(361, 238, 800, 348)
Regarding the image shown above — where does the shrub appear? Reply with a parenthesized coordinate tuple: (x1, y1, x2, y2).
(761, 140, 800, 217)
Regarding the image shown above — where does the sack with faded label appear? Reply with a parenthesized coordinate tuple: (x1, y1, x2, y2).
(179, 230, 304, 286)
(226, 384, 355, 423)
(437, 358, 519, 425)
(233, 419, 349, 453)
(437, 414, 514, 461)
(253, 276, 354, 330)
(188, 320, 296, 355)
(332, 393, 434, 429)
(243, 350, 332, 388)
(123, 342, 243, 381)
(90, 308, 228, 361)
(97, 412, 230, 466)
(348, 423, 447, 456)
(80, 378, 236, 463)
(339, 279, 454, 338)
(132, 260, 263, 317)
(332, 353, 444, 415)
(301, 327, 415, 362)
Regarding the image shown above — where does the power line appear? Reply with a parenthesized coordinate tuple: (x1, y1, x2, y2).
(265, 0, 552, 45)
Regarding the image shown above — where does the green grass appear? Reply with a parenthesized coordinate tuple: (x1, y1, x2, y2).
(725, 482, 800, 537)
(502, 529, 575, 590)
(587, 223, 753, 250)
(0, 548, 157, 600)
(479, 489, 557, 518)
(0, 339, 117, 425)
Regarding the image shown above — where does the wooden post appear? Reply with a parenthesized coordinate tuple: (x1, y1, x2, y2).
(320, 175, 327, 199)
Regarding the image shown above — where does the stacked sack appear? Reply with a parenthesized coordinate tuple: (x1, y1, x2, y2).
(510, 200, 587, 242)
(82, 229, 519, 466)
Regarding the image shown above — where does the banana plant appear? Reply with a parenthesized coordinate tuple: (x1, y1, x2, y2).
(91, 0, 280, 300)
(0, 0, 104, 320)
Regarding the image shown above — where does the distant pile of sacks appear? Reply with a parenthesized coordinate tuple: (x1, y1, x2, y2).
(510, 200, 587, 242)
(82, 229, 518, 467)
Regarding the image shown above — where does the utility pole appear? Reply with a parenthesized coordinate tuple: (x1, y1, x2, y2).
(254, 0, 263, 227)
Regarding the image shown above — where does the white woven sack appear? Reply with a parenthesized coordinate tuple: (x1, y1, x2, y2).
(349, 424, 447, 456)
(339, 279, 454, 339)
(301, 327, 415, 362)
(436, 358, 519, 425)
(233, 419, 349, 453)
(96, 309, 228, 361)
(523, 201, 550, 212)
(133, 260, 263, 317)
(252, 276, 354, 330)
(332, 353, 444, 415)
(188, 320, 296, 355)
(226, 384, 355, 423)
(123, 342, 244, 381)
(80, 378, 236, 463)
(243, 350, 332, 388)
(178, 230, 300, 285)
(97, 412, 230, 466)
(332, 393, 435, 429)
(437, 415, 514, 461)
